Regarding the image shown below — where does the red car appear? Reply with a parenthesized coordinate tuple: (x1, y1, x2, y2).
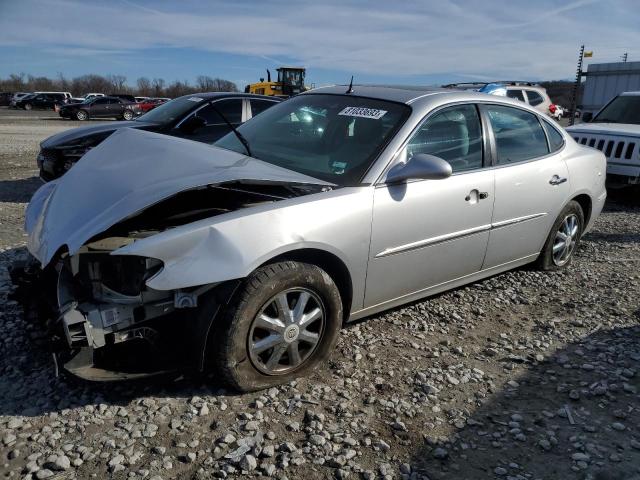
(137, 98, 168, 113)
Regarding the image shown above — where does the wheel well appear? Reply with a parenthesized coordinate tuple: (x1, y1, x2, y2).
(265, 249, 353, 320)
(572, 194, 592, 227)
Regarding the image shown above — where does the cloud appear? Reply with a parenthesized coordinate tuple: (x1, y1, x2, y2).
(1, 0, 638, 80)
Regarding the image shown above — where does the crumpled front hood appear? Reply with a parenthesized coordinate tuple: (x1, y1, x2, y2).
(41, 121, 157, 148)
(27, 128, 332, 265)
(566, 122, 640, 137)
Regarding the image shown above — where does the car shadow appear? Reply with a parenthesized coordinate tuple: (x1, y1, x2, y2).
(0, 177, 42, 203)
(607, 187, 640, 207)
(407, 324, 640, 479)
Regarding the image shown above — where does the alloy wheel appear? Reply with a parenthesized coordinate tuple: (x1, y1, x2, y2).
(248, 288, 325, 375)
(552, 213, 579, 266)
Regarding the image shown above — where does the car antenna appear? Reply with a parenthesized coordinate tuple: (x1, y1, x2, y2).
(346, 76, 354, 94)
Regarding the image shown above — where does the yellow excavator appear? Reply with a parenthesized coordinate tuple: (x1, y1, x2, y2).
(245, 67, 308, 98)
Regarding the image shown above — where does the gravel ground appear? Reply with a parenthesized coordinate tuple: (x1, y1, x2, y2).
(0, 108, 639, 480)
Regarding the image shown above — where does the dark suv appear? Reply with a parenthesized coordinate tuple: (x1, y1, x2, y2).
(0, 92, 13, 106)
(17, 93, 67, 110)
(58, 96, 141, 121)
(38, 93, 281, 180)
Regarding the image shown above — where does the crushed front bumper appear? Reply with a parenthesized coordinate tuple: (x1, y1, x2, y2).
(9, 254, 231, 382)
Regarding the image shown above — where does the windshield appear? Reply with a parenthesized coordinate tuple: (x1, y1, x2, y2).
(215, 94, 410, 185)
(278, 69, 304, 86)
(593, 95, 640, 124)
(136, 96, 203, 124)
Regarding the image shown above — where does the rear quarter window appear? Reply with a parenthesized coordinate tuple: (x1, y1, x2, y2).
(542, 120, 565, 152)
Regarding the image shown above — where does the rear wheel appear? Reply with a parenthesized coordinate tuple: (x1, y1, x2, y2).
(122, 109, 134, 120)
(24, 103, 32, 111)
(536, 200, 584, 270)
(205, 261, 343, 392)
(75, 110, 88, 121)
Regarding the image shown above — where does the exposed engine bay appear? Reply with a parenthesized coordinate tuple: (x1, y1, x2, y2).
(98, 181, 330, 237)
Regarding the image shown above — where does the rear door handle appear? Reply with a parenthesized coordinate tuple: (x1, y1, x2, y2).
(549, 175, 567, 185)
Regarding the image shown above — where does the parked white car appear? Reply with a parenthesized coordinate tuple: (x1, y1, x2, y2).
(566, 91, 640, 187)
(70, 93, 105, 103)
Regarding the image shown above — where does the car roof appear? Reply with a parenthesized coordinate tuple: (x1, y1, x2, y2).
(304, 84, 518, 105)
(177, 92, 282, 101)
(305, 85, 456, 104)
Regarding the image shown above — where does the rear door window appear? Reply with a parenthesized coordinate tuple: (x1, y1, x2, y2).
(198, 99, 243, 125)
(251, 99, 278, 117)
(485, 105, 549, 164)
(507, 89, 525, 102)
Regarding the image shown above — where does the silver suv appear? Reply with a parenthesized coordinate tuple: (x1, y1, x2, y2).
(503, 82, 553, 116)
(444, 82, 554, 117)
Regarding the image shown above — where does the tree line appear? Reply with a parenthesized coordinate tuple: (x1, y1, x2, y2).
(539, 80, 583, 108)
(0, 73, 239, 98)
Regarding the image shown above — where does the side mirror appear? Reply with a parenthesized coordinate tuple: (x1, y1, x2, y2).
(581, 112, 593, 123)
(385, 153, 452, 184)
(179, 115, 206, 133)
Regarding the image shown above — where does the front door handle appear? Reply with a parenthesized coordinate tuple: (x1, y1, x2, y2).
(465, 190, 489, 203)
(549, 175, 567, 185)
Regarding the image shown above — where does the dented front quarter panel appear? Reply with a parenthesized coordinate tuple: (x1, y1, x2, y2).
(26, 128, 333, 265)
(113, 186, 374, 313)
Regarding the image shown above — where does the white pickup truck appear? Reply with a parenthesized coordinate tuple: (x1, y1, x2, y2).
(567, 92, 640, 187)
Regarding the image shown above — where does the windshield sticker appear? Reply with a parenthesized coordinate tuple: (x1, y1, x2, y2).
(186, 97, 204, 102)
(338, 106, 387, 120)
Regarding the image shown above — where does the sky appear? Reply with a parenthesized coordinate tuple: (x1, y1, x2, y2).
(1, 0, 639, 89)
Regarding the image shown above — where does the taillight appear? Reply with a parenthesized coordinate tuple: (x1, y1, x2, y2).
(549, 104, 557, 114)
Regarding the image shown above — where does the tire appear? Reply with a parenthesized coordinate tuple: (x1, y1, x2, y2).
(24, 103, 32, 111)
(535, 200, 584, 271)
(205, 261, 343, 392)
(122, 110, 134, 121)
(75, 110, 88, 121)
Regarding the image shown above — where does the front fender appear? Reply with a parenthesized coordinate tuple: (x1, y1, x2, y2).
(113, 187, 374, 310)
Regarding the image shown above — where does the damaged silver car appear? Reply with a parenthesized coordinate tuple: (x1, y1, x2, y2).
(14, 85, 607, 391)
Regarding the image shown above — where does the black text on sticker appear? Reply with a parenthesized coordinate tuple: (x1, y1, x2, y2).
(338, 107, 387, 120)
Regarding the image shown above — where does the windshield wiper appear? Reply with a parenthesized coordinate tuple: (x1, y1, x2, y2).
(209, 104, 252, 157)
(593, 118, 618, 123)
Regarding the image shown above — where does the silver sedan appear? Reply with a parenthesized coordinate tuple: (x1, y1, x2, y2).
(20, 85, 607, 390)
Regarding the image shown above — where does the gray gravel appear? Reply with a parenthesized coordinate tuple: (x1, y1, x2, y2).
(0, 108, 639, 479)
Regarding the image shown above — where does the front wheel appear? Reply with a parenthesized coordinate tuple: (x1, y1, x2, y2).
(205, 261, 343, 392)
(122, 109, 134, 120)
(75, 110, 88, 121)
(23, 103, 32, 111)
(535, 200, 584, 270)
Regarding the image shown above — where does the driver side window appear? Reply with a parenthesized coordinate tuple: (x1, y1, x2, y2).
(407, 104, 483, 173)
